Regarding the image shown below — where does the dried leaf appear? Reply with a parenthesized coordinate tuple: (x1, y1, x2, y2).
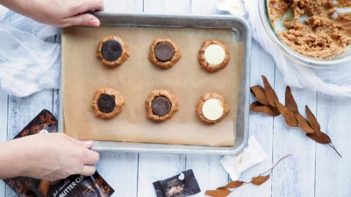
(219, 181, 246, 189)
(251, 175, 270, 186)
(305, 106, 321, 131)
(250, 101, 280, 116)
(205, 189, 231, 197)
(296, 114, 315, 134)
(276, 102, 298, 127)
(262, 75, 279, 107)
(307, 131, 331, 144)
(250, 85, 269, 105)
(285, 86, 298, 113)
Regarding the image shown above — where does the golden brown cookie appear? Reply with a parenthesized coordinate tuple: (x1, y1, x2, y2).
(97, 35, 129, 67)
(92, 87, 125, 119)
(148, 39, 181, 69)
(198, 40, 230, 73)
(196, 92, 230, 124)
(145, 89, 179, 122)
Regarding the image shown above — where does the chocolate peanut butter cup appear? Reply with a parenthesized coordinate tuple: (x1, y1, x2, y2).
(196, 92, 230, 124)
(148, 39, 181, 69)
(92, 88, 125, 119)
(97, 35, 129, 68)
(145, 89, 179, 122)
(198, 40, 230, 73)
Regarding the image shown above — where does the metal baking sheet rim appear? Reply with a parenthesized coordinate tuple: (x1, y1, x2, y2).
(59, 13, 252, 155)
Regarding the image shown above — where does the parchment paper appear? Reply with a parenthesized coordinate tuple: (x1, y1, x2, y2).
(62, 26, 244, 147)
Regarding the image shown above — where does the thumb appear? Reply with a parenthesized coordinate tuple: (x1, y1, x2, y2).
(63, 13, 100, 27)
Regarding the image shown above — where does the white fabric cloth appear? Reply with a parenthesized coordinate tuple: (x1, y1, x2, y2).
(217, 0, 351, 97)
(0, 10, 60, 97)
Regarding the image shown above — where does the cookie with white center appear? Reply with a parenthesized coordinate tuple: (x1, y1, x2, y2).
(196, 92, 230, 124)
(97, 35, 129, 67)
(92, 87, 125, 119)
(145, 89, 179, 122)
(148, 39, 181, 69)
(198, 40, 230, 73)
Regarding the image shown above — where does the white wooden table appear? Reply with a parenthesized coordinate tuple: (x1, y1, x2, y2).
(1, 0, 351, 196)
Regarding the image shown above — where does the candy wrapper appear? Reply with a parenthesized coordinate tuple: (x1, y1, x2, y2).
(4, 110, 114, 197)
(153, 170, 200, 197)
(220, 136, 267, 181)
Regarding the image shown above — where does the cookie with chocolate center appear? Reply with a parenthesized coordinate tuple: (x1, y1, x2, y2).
(145, 89, 179, 122)
(196, 92, 230, 124)
(92, 88, 125, 119)
(198, 40, 230, 73)
(148, 39, 181, 69)
(97, 35, 129, 68)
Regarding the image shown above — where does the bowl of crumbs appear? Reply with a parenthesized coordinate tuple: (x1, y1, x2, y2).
(259, 0, 351, 67)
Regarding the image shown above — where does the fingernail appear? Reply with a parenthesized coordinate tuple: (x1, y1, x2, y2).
(85, 141, 94, 148)
(89, 18, 100, 27)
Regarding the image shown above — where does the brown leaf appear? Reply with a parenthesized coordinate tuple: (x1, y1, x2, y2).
(250, 101, 280, 116)
(276, 102, 298, 127)
(251, 175, 270, 186)
(307, 131, 332, 144)
(205, 189, 231, 197)
(285, 86, 299, 113)
(250, 85, 269, 105)
(296, 114, 315, 134)
(219, 181, 246, 189)
(262, 75, 279, 107)
(305, 106, 321, 131)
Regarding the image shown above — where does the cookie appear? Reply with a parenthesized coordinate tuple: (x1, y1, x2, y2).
(196, 92, 230, 124)
(148, 39, 181, 69)
(145, 89, 179, 122)
(92, 87, 125, 119)
(198, 40, 230, 73)
(97, 35, 129, 67)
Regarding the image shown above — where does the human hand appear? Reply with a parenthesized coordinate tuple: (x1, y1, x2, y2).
(18, 133, 99, 181)
(1, 0, 104, 27)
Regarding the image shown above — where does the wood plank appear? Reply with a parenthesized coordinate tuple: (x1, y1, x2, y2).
(97, 152, 139, 197)
(137, 153, 186, 196)
(270, 71, 316, 197)
(137, 1, 189, 196)
(0, 90, 8, 196)
(6, 91, 53, 196)
(191, 0, 218, 15)
(232, 42, 275, 196)
(103, 0, 143, 13)
(185, 1, 229, 196)
(143, 0, 191, 14)
(315, 95, 351, 196)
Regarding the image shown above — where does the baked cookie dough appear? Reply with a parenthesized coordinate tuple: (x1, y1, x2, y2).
(97, 35, 129, 67)
(196, 92, 230, 124)
(268, 0, 351, 58)
(148, 39, 181, 69)
(92, 87, 125, 119)
(198, 40, 230, 73)
(145, 89, 179, 122)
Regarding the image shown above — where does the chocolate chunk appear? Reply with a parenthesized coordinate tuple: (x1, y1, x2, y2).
(155, 42, 174, 62)
(101, 40, 123, 61)
(97, 94, 116, 113)
(152, 96, 172, 116)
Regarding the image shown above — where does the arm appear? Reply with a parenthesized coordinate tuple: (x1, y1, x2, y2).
(0, 0, 103, 27)
(0, 133, 99, 181)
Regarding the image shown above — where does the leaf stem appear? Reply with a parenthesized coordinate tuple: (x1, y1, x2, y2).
(329, 143, 342, 158)
(260, 154, 292, 176)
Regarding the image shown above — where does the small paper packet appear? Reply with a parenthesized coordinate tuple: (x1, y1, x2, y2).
(4, 110, 115, 197)
(153, 170, 201, 197)
(220, 136, 267, 181)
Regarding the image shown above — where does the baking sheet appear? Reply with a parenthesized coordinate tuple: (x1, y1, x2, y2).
(62, 25, 244, 147)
